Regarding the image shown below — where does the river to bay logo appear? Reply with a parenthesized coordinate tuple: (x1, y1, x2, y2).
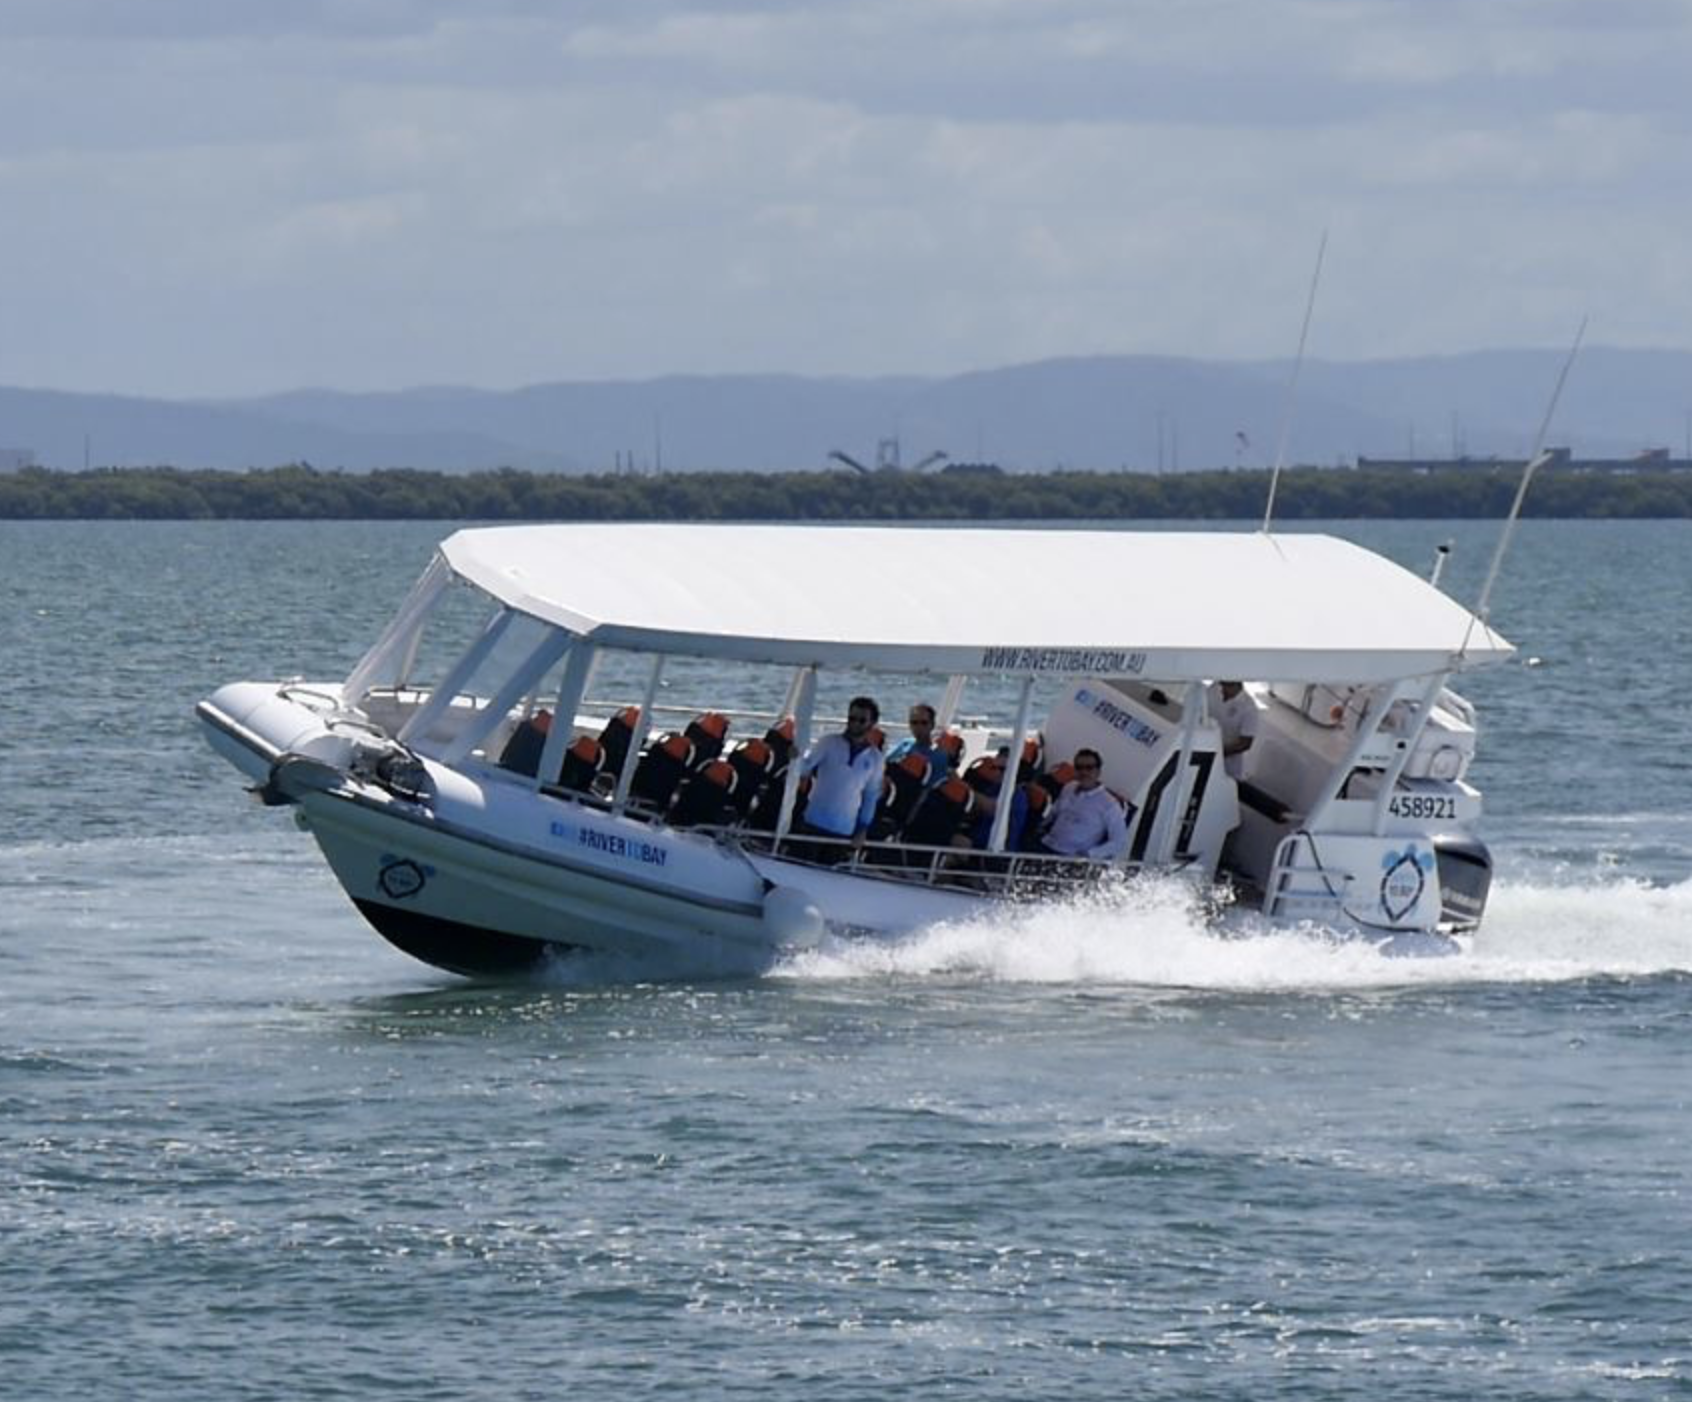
(377, 855, 432, 900)
(1379, 843, 1434, 922)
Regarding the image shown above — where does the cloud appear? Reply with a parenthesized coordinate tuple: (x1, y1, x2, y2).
(1, 1, 1690, 396)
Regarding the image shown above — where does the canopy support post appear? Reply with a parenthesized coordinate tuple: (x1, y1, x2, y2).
(1369, 671, 1450, 835)
(440, 627, 572, 765)
(612, 655, 666, 815)
(936, 673, 967, 732)
(1302, 679, 1408, 831)
(533, 640, 597, 791)
(773, 665, 818, 850)
(1152, 685, 1205, 865)
(986, 676, 1035, 853)
(779, 666, 807, 721)
(398, 606, 513, 753)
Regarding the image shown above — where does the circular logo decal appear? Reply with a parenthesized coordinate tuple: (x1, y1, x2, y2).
(1379, 844, 1432, 922)
(378, 856, 430, 900)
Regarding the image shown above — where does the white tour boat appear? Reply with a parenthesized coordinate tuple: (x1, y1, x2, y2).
(197, 523, 1513, 975)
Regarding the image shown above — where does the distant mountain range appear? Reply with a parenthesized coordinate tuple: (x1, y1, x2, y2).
(4, 349, 1690, 473)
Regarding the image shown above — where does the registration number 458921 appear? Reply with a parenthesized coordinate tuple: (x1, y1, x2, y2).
(1387, 793, 1459, 822)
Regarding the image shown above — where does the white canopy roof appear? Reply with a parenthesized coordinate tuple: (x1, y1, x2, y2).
(439, 524, 1513, 683)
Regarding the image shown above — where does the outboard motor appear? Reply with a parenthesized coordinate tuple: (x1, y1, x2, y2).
(1434, 834, 1492, 931)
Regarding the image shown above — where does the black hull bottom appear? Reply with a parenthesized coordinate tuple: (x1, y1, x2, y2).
(353, 899, 566, 978)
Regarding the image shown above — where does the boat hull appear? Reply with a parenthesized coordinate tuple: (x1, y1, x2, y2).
(293, 781, 783, 972)
(351, 899, 559, 976)
(200, 679, 1483, 977)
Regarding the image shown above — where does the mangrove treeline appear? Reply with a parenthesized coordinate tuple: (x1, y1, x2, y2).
(4, 463, 1692, 521)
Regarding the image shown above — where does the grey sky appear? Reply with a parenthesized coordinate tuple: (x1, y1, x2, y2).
(2, 0, 1688, 398)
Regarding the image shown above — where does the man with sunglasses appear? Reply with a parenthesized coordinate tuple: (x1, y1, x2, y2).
(886, 702, 956, 789)
(792, 695, 886, 862)
(1036, 747, 1129, 861)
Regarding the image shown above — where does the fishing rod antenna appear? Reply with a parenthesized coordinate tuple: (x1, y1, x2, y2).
(1454, 317, 1586, 663)
(1469, 317, 1587, 634)
(1261, 229, 1328, 535)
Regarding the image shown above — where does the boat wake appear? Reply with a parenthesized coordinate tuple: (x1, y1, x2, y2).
(771, 872, 1692, 990)
(6, 832, 1686, 992)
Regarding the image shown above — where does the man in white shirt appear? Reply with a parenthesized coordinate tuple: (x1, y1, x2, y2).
(1037, 748, 1129, 861)
(1214, 680, 1259, 782)
(791, 695, 886, 862)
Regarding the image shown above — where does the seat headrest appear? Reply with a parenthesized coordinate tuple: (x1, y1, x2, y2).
(896, 752, 930, 781)
(692, 711, 729, 740)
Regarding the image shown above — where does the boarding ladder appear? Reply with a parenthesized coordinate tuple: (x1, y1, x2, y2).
(1263, 833, 1353, 924)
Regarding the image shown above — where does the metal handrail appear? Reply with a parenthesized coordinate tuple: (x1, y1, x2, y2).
(720, 826, 1144, 897)
(526, 777, 1140, 897)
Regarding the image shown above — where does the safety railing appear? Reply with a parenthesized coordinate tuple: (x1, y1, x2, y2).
(1263, 834, 1352, 922)
(720, 827, 1144, 898)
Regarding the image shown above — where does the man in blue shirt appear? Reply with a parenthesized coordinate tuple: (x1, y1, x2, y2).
(791, 695, 886, 863)
(886, 702, 954, 789)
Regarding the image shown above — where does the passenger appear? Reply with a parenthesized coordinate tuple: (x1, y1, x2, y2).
(960, 738, 1044, 853)
(1035, 748, 1129, 861)
(1018, 734, 1043, 781)
(887, 704, 953, 788)
(963, 749, 1007, 800)
(1015, 781, 1054, 852)
(1212, 680, 1259, 781)
(789, 695, 886, 864)
(962, 736, 1039, 806)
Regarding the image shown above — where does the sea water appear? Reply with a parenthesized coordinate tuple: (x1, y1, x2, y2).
(2, 518, 1691, 1399)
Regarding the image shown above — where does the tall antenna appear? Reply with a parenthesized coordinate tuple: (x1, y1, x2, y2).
(1261, 229, 1328, 533)
(1466, 317, 1586, 644)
